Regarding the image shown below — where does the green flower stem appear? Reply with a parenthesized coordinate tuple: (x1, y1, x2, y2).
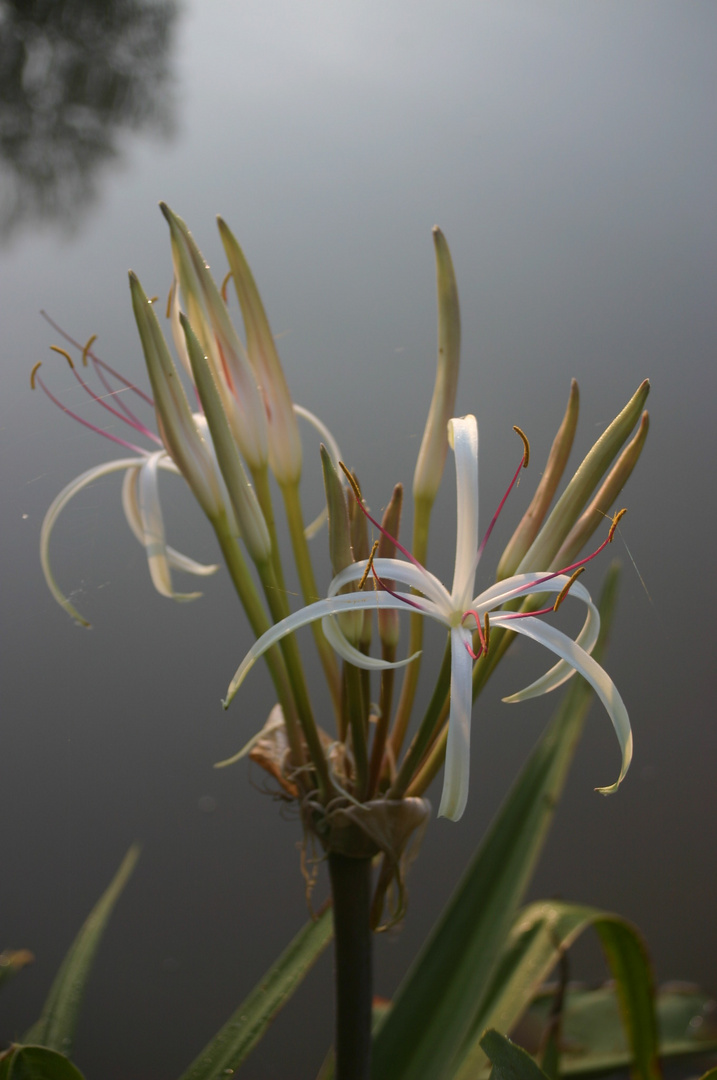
(343, 662, 370, 801)
(250, 462, 288, 597)
(389, 498, 432, 757)
(255, 554, 332, 801)
(211, 513, 306, 774)
(328, 854, 373, 1080)
(367, 646, 397, 797)
(282, 479, 343, 719)
(389, 637, 452, 799)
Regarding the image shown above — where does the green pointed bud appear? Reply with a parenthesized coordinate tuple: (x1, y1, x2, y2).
(348, 476, 372, 649)
(497, 380, 579, 579)
(554, 410, 649, 567)
(129, 272, 221, 519)
(320, 445, 353, 578)
(159, 203, 269, 471)
(413, 227, 461, 508)
(218, 218, 303, 486)
(518, 379, 650, 572)
(377, 484, 403, 650)
(321, 446, 362, 644)
(180, 313, 271, 565)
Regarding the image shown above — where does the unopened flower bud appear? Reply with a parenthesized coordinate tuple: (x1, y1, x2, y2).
(497, 380, 579, 579)
(129, 272, 221, 519)
(518, 379, 650, 572)
(160, 203, 269, 471)
(218, 218, 303, 486)
(413, 227, 461, 508)
(180, 313, 271, 565)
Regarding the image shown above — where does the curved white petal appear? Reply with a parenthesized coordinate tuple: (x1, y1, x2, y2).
(225, 590, 442, 707)
(448, 416, 479, 605)
(320, 613, 420, 671)
(496, 615, 632, 793)
(293, 404, 346, 540)
(438, 626, 475, 821)
(40, 457, 148, 626)
(138, 453, 203, 602)
(122, 461, 220, 577)
(472, 571, 592, 612)
(501, 594, 600, 699)
(329, 558, 451, 613)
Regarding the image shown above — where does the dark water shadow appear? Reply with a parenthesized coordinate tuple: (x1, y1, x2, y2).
(0, 0, 179, 243)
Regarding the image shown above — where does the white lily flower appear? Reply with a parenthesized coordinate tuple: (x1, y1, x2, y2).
(225, 415, 632, 822)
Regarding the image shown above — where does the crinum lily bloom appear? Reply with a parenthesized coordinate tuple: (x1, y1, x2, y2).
(225, 414, 632, 821)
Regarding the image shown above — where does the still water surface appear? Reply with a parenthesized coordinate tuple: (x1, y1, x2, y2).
(2, 3, 716, 1077)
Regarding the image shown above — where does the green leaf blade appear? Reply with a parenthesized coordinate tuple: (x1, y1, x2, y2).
(23, 844, 139, 1054)
(178, 904, 333, 1080)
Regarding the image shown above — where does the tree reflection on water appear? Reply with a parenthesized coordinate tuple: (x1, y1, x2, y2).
(0, 0, 178, 242)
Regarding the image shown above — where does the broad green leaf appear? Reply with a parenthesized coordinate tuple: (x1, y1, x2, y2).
(479, 1029, 550, 1080)
(0, 951, 34, 991)
(370, 567, 621, 1080)
(521, 984, 717, 1078)
(453, 901, 659, 1080)
(23, 844, 139, 1053)
(178, 904, 333, 1080)
(0, 1046, 86, 1080)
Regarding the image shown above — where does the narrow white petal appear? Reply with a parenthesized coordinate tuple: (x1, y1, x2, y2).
(225, 590, 443, 707)
(293, 403, 344, 470)
(496, 615, 632, 792)
(472, 571, 592, 612)
(292, 405, 345, 539)
(138, 453, 202, 602)
(320, 613, 420, 671)
(483, 578, 600, 698)
(438, 627, 475, 821)
(448, 415, 479, 604)
(40, 457, 147, 626)
(123, 459, 220, 577)
(329, 558, 451, 612)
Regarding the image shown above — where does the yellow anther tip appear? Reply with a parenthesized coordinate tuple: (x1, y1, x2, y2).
(513, 425, 530, 467)
(608, 507, 628, 542)
(553, 566, 586, 611)
(339, 461, 363, 503)
(30, 361, 42, 389)
(358, 540, 380, 590)
(221, 270, 233, 303)
(81, 334, 97, 367)
(50, 345, 74, 369)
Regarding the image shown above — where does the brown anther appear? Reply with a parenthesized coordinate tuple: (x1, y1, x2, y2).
(30, 362, 42, 389)
(553, 567, 586, 611)
(221, 271, 233, 303)
(513, 425, 530, 468)
(608, 507, 628, 543)
(483, 612, 490, 652)
(81, 334, 97, 367)
(339, 461, 363, 504)
(50, 345, 74, 369)
(148, 296, 159, 305)
(165, 279, 176, 319)
(358, 540, 379, 590)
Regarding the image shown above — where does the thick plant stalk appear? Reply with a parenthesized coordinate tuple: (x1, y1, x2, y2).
(328, 855, 373, 1080)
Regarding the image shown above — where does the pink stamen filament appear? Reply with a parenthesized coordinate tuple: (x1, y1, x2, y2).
(59, 352, 162, 446)
(340, 464, 424, 572)
(40, 311, 155, 407)
(34, 373, 148, 455)
(370, 567, 426, 611)
(477, 451, 525, 561)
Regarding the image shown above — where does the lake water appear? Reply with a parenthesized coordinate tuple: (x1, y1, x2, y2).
(1, 3, 716, 1077)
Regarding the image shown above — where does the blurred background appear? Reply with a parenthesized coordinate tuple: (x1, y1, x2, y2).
(1, 2, 716, 1077)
